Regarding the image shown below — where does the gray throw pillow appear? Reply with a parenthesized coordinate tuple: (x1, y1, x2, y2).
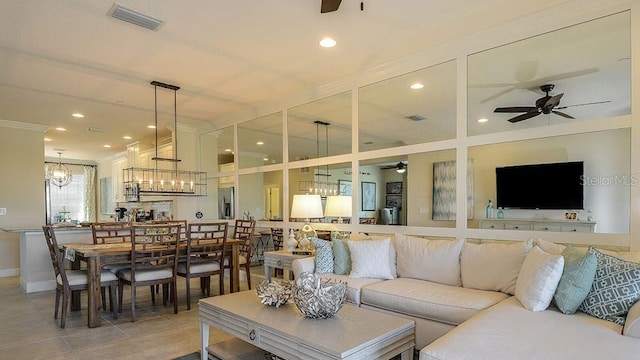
(311, 237, 334, 274)
(332, 238, 351, 275)
(553, 247, 597, 314)
(578, 248, 640, 325)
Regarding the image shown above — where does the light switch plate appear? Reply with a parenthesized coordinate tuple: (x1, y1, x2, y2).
(0, 208, 6, 215)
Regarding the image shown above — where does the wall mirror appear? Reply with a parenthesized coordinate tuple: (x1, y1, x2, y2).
(359, 60, 457, 152)
(214, 125, 235, 167)
(468, 128, 630, 234)
(238, 112, 283, 169)
(238, 170, 283, 221)
(468, 11, 630, 136)
(359, 149, 457, 227)
(288, 92, 352, 162)
(288, 162, 352, 221)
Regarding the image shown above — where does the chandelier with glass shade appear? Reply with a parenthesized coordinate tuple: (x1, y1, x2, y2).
(46, 152, 73, 188)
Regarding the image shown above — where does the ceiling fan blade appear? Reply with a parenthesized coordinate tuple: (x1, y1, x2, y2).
(544, 93, 564, 109)
(321, 0, 342, 13)
(555, 100, 611, 109)
(508, 111, 540, 123)
(552, 111, 575, 119)
(494, 106, 537, 113)
(480, 87, 517, 103)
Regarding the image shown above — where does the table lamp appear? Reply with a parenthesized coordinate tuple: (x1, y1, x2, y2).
(290, 194, 324, 246)
(325, 195, 352, 223)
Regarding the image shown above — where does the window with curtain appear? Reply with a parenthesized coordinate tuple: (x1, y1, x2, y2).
(46, 164, 97, 224)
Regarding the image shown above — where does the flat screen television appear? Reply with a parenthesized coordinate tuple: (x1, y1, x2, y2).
(496, 161, 584, 210)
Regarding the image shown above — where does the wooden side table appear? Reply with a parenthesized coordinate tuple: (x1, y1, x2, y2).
(263, 249, 313, 281)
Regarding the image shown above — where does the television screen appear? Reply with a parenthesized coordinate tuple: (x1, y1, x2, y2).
(496, 161, 584, 210)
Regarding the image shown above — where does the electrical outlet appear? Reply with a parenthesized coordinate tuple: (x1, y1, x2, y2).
(0, 208, 6, 216)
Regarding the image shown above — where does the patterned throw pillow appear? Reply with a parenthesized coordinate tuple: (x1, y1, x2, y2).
(579, 248, 640, 325)
(553, 247, 597, 314)
(311, 237, 334, 274)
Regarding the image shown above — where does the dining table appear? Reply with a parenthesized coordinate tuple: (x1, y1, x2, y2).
(62, 238, 243, 328)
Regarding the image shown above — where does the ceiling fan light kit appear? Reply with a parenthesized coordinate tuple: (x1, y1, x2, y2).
(123, 81, 207, 200)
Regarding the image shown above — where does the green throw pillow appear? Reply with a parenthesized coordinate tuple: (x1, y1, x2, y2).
(332, 238, 351, 275)
(553, 247, 597, 314)
(578, 248, 640, 325)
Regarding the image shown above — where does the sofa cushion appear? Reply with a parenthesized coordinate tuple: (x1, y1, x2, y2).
(395, 235, 463, 286)
(554, 246, 597, 314)
(317, 273, 384, 305)
(332, 238, 351, 275)
(361, 278, 509, 326)
(311, 237, 333, 274)
(579, 248, 640, 326)
(420, 297, 640, 360)
(461, 240, 532, 295)
(533, 237, 566, 255)
(348, 238, 395, 279)
(515, 246, 564, 312)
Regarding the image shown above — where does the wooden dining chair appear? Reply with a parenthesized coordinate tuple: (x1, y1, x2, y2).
(177, 222, 228, 309)
(42, 226, 118, 328)
(91, 221, 134, 309)
(270, 228, 284, 278)
(116, 223, 182, 322)
(224, 219, 256, 290)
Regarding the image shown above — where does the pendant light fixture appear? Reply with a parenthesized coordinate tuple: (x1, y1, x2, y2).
(47, 152, 73, 188)
(123, 81, 206, 200)
(298, 120, 339, 196)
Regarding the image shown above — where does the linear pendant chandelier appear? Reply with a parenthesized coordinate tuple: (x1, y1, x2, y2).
(123, 81, 206, 200)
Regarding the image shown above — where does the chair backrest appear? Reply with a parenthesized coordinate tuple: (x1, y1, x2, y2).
(186, 222, 228, 269)
(359, 217, 376, 224)
(91, 222, 132, 244)
(42, 226, 67, 287)
(270, 228, 284, 251)
(232, 219, 256, 257)
(130, 224, 183, 277)
(151, 219, 188, 240)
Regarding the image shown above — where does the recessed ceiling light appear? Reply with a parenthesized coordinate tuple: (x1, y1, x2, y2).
(72, 113, 84, 118)
(147, 125, 156, 129)
(478, 118, 489, 123)
(123, 135, 132, 140)
(44, 137, 52, 142)
(55, 127, 66, 131)
(103, 144, 112, 148)
(225, 148, 232, 152)
(319, 37, 337, 48)
(256, 141, 264, 145)
(263, 157, 269, 161)
(410, 83, 424, 90)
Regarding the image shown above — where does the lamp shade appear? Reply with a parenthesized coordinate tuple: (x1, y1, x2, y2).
(325, 195, 352, 218)
(291, 194, 324, 219)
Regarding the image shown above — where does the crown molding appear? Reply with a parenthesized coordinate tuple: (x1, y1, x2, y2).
(0, 120, 49, 132)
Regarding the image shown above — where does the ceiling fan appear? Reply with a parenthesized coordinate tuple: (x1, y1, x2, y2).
(321, 0, 342, 13)
(381, 161, 407, 173)
(493, 84, 610, 123)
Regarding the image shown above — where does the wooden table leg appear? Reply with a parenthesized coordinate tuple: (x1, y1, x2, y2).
(200, 320, 209, 360)
(71, 258, 81, 311)
(87, 256, 102, 328)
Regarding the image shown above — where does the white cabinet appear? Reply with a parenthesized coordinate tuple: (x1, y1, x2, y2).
(111, 157, 127, 202)
(479, 219, 597, 233)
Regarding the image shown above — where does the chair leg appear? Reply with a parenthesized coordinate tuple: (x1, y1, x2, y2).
(200, 278, 206, 294)
(54, 288, 61, 320)
(172, 281, 178, 314)
(118, 282, 124, 313)
(185, 276, 192, 310)
(150, 285, 156, 304)
(101, 287, 107, 310)
(60, 289, 69, 329)
(245, 263, 252, 290)
(219, 271, 224, 296)
(130, 285, 136, 322)
(109, 284, 117, 319)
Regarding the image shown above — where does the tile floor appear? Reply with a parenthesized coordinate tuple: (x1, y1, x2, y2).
(0, 267, 267, 360)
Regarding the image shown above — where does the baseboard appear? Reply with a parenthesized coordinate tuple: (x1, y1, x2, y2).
(20, 278, 56, 293)
(0, 268, 19, 278)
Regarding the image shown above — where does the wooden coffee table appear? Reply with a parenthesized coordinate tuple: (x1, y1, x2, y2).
(199, 290, 415, 360)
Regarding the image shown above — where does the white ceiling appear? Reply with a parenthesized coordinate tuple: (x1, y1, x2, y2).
(0, 0, 601, 161)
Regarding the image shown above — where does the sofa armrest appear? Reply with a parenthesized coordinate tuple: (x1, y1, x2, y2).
(292, 257, 315, 279)
(623, 300, 640, 338)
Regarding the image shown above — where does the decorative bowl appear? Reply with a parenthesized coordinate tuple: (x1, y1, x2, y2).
(256, 279, 292, 308)
(292, 272, 347, 319)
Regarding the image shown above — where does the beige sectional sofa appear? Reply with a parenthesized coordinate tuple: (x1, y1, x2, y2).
(292, 235, 640, 359)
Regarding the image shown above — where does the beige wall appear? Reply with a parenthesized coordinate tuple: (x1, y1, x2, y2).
(0, 125, 45, 274)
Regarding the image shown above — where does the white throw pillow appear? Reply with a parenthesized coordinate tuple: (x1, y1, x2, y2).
(515, 246, 565, 311)
(348, 238, 395, 279)
(461, 240, 532, 295)
(395, 234, 463, 286)
(533, 237, 566, 255)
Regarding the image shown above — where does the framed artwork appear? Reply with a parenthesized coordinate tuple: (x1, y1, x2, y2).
(432, 159, 475, 220)
(386, 181, 403, 194)
(386, 195, 402, 209)
(361, 181, 376, 211)
(338, 180, 352, 196)
(564, 212, 577, 220)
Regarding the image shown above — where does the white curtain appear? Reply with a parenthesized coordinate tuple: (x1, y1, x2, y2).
(83, 165, 97, 222)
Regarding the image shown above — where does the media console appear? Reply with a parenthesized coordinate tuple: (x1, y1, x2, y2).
(478, 218, 597, 233)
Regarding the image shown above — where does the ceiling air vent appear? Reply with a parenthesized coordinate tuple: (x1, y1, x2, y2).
(405, 114, 427, 121)
(108, 3, 164, 31)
